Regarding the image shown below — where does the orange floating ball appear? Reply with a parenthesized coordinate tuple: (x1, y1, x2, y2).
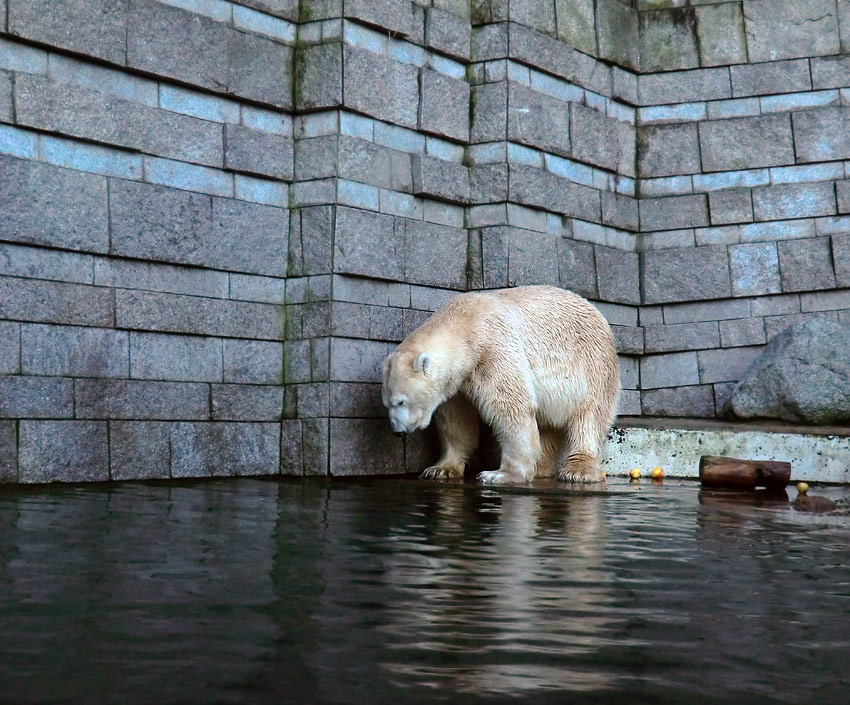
(629, 468, 641, 480)
(651, 467, 664, 479)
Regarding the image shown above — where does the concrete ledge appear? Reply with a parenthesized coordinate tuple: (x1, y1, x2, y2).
(605, 418, 850, 484)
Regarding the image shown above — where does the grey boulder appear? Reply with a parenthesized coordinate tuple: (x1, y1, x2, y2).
(723, 316, 850, 424)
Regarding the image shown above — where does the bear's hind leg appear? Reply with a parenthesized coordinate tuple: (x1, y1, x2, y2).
(536, 427, 566, 478)
(421, 394, 479, 480)
(558, 407, 605, 484)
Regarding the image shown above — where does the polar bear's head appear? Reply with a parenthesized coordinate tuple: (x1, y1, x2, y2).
(382, 350, 440, 434)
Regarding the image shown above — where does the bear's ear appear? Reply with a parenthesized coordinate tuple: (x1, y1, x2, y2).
(414, 352, 433, 376)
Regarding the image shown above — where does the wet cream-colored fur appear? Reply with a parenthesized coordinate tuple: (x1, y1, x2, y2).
(381, 285, 620, 485)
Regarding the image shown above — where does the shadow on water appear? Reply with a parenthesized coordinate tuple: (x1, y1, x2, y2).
(0, 478, 849, 705)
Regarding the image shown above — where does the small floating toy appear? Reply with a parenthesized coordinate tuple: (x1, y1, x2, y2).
(651, 467, 664, 479)
(796, 482, 809, 495)
(629, 468, 641, 480)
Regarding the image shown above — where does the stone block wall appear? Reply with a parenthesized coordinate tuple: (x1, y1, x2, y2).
(633, 0, 850, 417)
(0, 0, 848, 483)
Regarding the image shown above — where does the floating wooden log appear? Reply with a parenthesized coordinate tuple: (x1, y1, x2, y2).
(699, 455, 791, 491)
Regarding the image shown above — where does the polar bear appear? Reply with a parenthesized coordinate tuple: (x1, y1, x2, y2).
(382, 285, 620, 484)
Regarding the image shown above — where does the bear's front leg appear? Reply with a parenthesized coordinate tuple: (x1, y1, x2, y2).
(421, 394, 479, 481)
(477, 413, 541, 485)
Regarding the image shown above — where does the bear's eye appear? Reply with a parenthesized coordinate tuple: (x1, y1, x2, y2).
(395, 399, 406, 407)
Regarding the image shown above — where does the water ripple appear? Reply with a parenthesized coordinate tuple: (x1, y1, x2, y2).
(0, 478, 849, 704)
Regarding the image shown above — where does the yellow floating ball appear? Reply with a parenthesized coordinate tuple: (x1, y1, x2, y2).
(629, 468, 641, 480)
(651, 467, 664, 479)
(796, 482, 809, 495)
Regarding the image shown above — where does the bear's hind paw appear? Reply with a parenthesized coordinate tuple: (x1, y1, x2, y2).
(421, 465, 464, 480)
(558, 468, 603, 484)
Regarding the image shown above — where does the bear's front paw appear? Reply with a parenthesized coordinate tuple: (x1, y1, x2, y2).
(421, 465, 463, 480)
(476, 470, 527, 485)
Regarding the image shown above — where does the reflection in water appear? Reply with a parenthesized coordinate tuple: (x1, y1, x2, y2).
(318, 488, 617, 698)
(0, 479, 849, 705)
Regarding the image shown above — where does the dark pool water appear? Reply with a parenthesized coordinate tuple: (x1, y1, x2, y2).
(1, 477, 849, 705)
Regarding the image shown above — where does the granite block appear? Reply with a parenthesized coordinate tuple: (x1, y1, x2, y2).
(295, 43, 343, 110)
(401, 219, 467, 289)
(752, 182, 837, 221)
(116, 289, 283, 340)
(170, 422, 280, 477)
(640, 195, 708, 231)
(639, 68, 731, 105)
(833, 233, 850, 286)
(596, 0, 639, 70)
(508, 82, 570, 157)
(294, 382, 329, 418)
(470, 81, 507, 143)
(793, 107, 850, 163)
(345, 0, 412, 35)
(0, 376, 73, 419)
(109, 421, 170, 480)
(419, 69, 469, 142)
(719, 317, 767, 348)
(329, 337, 387, 382)
(9, 0, 127, 64)
(644, 322, 720, 354)
(709, 190, 753, 226)
(333, 206, 401, 280)
(212, 385, 284, 421)
(697, 346, 762, 384)
(129, 332, 222, 383)
(643, 245, 731, 304)
(695, 2, 747, 67)
(329, 382, 385, 418)
(601, 192, 640, 231)
(777, 238, 837, 292)
(343, 46, 419, 129)
(75, 379, 209, 420)
(595, 246, 639, 305)
(729, 242, 782, 297)
(15, 75, 223, 167)
(571, 103, 635, 176)
(509, 0, 556, 35)
(730, 59, 812, 97)
(411, 154, 469, 203)
(641, 385, 715, 417)
(640, 351, 699, 389)
(110, 180, 288, 276)
(329, 418, 404, 475)
(555, 0, 596, 55)
(639, 8, 698, 73)
(0, 276, 114, 327)
(699, 115, 794, 172)
(223, 339, 283, 384)
(280, 418, 302, 474)
(638, 123, 700, 178)
(425, 6, 470, 59)
(743, 0, 839, 63)
(19, 420, 108, 483)
(21, 324, 128, 378)
(509, 165, 601, 222)
(0, 156, 108, 253)
(225, 124, 294, 179)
